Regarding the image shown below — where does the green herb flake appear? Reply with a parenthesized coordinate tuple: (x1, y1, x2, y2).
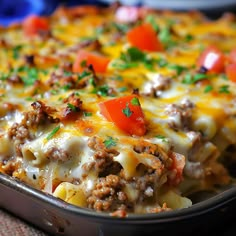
(112, 22, 129, 33)
(80, 60, 87, 68)
(131, 97, 140, 106)
(83, 111, 92, 117)
(12, 45, 23, 59)
(95, 85, 110, 97)
(221, 74, 228, 80)
(91, 84, 110, 96)
(103, 136, 118, 148)
(25, 97, 34, 101)
(95, 27, 105, 36)
(157, 58, 168, 68)
(168, 64, 187, 75)
(184, 34, 194, 42)
(116, 46, 158, 70)
(204, 85, 213, 93)
(78, 71, 91, 80)
(159, 26, 176, 48)
(22, 67, 39, 86)
(46, 126, 60, 140)
(64, 71, 73, 77)
(117, 87, 127, 92)
(0, 73, 9, 81)
(122, 47, 146, 62)
(67, 103, 77, 112)
(182, 73, 208, 84)
(122, 103, 133, 117)
(219, 85, 230, 94)
(193, 73, 207, 82)
(110, 75, 123, 81)
(156, 135, 168, 142)
(51, 89, 59, 95)
(111, 61, 138, 70)
(182, 74, 193, 84)
(145, 14, 159, 32)
(62, 84, 72, 91)
(88, 77, 96, 87)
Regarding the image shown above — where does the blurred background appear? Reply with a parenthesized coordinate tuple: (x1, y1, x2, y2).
(0, 0, 236, 26)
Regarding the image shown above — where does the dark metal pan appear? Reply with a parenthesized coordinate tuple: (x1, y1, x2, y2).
(1, 172, 236, 236)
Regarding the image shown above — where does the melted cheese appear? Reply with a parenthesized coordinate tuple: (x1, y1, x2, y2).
(0, 6, 234, 214)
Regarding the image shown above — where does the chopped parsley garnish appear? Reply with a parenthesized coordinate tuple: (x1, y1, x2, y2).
(22, 67, 39, 86)
(25, 97, 34, 101)
(117, 87, 127, 92)
(0, 73, 9, 81)
(112, 22, 129, 33)
(159, 25, 176, 48)
(51, 89, 59, 95)
(103, 136, 118, 148)
(11, 66, 47, 86)
(64, 71, 73, 77)
(111, 61, 138, 70)
(221, 74, 228, 80)
(182, 74, 192, 84)
(110, 75, 123, 81)
(93, 85, 110, 97)
(122, 103, 133, 117)
(62, 84, 72, 91)
(131, 97, 140, 106)
(83, 111, 92, 117)
(121, 47, 146, 62)
(97, 84, 110, 97)
(145, 14, 159, 32)
(114, 47, 157, 71)
(182, 73, 208, 84)
(78, 71, 91, 80)
(67, 103, 77, 111)
(204, 85, 213, 93)
(95, 26, 105, 36)
(12, 45, 23, 59)
(46, 126, 60, 140)
(184, 34, 194, 42)
(193, 73, 207, 81)
(157, 58, 168, 67)
(80, 60, 87, 68)
(156, 135, 168, 142)
(168, 64, 187, 75)
(219, 85, 230, 94)
(88, 77, 96, 87)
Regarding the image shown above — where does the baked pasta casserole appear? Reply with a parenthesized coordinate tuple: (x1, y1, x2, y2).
(0, 3, 235, 216)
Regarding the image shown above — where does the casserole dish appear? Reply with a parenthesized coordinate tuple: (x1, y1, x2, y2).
(1, 172, 236, 236)
(1, 3, 236, 236)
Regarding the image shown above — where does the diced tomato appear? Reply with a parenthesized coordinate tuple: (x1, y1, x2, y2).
(73, 50, 110, 73)
(126, 23, 163, 52)
(197, 46, 225, 73)
(23, 15, 49, 37)
(115, 6, 139, 23)
(226, 63, 236, 83)
(228, 48, 236, 64)
(168, 153, 185, 186)
(99, 95, 146, 136)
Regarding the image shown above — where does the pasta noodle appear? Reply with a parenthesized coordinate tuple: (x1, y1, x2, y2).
(0, 4, 235, 216)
